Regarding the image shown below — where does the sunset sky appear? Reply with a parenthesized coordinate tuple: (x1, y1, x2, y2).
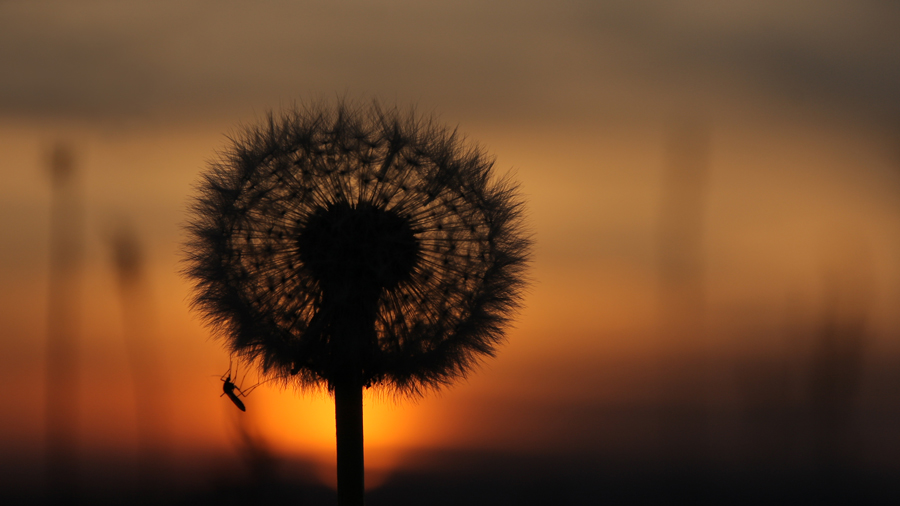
(2, 1, 900, 502)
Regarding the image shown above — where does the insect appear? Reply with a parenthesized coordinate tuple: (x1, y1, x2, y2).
(221, 371, 248, 411)
(219, 360, 260, 412)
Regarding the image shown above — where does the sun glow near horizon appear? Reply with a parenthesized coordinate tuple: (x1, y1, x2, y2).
(4, 93, 900, 497)
(246, 384, 450, 489)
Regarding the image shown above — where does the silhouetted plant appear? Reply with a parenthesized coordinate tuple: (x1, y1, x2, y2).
(110, 223, 169, 487)
(184, 101, 530, 505)
(46, 142, 84, 503)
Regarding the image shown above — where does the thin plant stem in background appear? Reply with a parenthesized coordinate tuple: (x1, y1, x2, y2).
(184, 101, 530, 505)
(656, 118, 711, 502)
(45, 143, 84, 503)
(110, 224, 169, 490)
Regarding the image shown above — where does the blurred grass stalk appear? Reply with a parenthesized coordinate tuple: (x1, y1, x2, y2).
(45, 143, 84, 501)
(656, 118, 710, 499)
(111, 224, 169, 490)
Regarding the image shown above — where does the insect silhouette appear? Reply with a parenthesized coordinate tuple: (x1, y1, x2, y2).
(219, 360, 261, 412)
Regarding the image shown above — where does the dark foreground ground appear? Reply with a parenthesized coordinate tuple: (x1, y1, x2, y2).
(4, 450, 898, 506)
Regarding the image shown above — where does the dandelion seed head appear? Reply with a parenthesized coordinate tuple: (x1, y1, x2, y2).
(184, 101, 530, 396)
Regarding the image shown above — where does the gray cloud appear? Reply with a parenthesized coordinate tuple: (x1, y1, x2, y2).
(1, 0, 898, 122)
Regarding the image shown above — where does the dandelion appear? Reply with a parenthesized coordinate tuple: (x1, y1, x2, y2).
(184, 101, 530, 505)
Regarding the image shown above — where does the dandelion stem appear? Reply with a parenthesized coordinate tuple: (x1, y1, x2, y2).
(335, 368, 364, 506)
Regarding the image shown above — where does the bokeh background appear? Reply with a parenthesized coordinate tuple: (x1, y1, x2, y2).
(3, 1, 900, 504)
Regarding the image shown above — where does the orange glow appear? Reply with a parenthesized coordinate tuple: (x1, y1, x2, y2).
(250, 386, 438, 489)
(4, 91, 900, 499)
(2, 2, 900, 502)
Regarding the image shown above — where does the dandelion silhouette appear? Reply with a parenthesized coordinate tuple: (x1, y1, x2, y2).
(184, 101, 529, 505)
